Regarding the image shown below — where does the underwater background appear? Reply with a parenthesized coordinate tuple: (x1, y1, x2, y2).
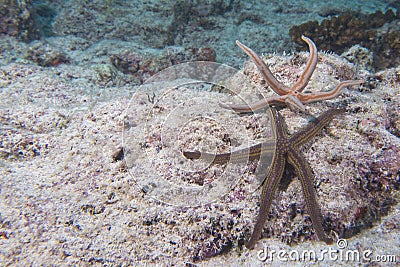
(1, 0, 399, 266)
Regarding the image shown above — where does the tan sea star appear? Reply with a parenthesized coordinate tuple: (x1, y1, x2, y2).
(220, 35, 364, 112)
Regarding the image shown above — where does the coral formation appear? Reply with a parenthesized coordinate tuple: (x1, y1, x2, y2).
(289, 10, 400, 70)
(0, 0, 38, 41)
(0, 0, 57, 41)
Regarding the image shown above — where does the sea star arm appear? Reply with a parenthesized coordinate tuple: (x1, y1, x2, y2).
(288, 148, 333, 244)
(236, 36, 317, 96)
(246, 107, 287, 249)
(218, 95, 285, 113)
(184, 107, 344, 248)
(183, 141, 275, 164)
(220, 78, 362, 113)
(246, 152, 286, 249)
(236, 40, 290, 95)
(291, 108, 345, 147)
(219, 93, 308, 113)
(299, 80, 365, 104)
(291, 35, 318, 93)
(222, 36, 360, 113)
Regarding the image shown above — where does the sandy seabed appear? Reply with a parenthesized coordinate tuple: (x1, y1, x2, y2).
(1, 39, 399, 266)
(1, 0, 399, 266)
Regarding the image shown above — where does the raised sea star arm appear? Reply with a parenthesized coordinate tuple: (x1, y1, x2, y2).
(236, 40, 290, 95)
(290, 35, 318, 93)
(235, 35, 318, 96)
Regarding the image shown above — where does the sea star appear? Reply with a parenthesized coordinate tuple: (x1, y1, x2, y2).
(184, 107, 343, 249)
(220, 35, 364, 112)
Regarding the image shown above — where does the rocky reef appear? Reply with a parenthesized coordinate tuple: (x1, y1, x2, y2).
(0, 0, 57, 41)
(289, 10, 400, 71)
